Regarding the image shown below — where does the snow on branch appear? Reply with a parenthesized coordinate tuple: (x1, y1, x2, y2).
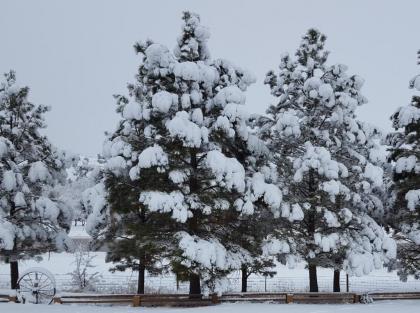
(205, 150, 245, 192)
(139, 191, 189, 223)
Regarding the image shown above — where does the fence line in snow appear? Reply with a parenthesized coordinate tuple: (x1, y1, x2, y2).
(1, 272, 420, 294)
(6, 291, 419, 307)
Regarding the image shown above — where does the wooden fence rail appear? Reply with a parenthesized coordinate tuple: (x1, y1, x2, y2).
(52, 291, 420, 306)
(220, 292, 287, 303)
(131, 294, 214, 307)
(53, 294, 135, 305)
(370, 292, 420, 301)
(290, 292, 357, 303)
(2, 291, 420, 307)
(0, 294, 17, 303)
(0, 294, 9, 303)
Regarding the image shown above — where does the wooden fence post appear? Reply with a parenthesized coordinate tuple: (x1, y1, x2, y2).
(211, 293, 219, 304)
(8, 296, 17, 303)
(53, 297, 62, 304)
(286, 293, 294, 304)
(353, 294, 360, 303)
(132, 295, 141, 307)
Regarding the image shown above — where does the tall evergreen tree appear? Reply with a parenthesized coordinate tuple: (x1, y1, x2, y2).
(233, 116, 283, 293)
(262, 29, 395, 292)
(0, 71, 73, 289)
(87, 12, 284, 295)
(387, 55, 420, 280)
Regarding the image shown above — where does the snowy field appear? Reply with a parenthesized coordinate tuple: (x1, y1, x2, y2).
(1, 253, 419, 294)
(1, 301, 420, 313)
(0, 226, 418, 294)
(2, 252, 420, 293)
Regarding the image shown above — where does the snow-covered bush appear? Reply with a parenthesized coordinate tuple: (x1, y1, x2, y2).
(68, 243, 101, 292)
(360, 293, 374, 304)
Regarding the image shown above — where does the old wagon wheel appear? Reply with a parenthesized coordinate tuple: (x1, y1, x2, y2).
(17, 267, 56, 304)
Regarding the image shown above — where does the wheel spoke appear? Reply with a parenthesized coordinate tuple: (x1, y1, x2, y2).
(18, 282, 29, 289)
(18, 287, 33, 292)
(37, 288, 54, 292)
(38, 278, 53, 290)
(39, 290, 54, 296)
(19, 283, 32, 290)
(21, 277, 32, 285)
(36, 273, 45, 285)
(26, 273, 35, 286)
(38, 275, 49, 288)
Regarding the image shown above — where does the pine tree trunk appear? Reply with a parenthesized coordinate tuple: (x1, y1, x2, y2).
(308, 263, 318, 292)
(346, 274, 349, 292)
(333, 269, 340, 292)
(333, 197, 342, 293)
(176, 273, 180, 291)
(307, 169, 319, 293)
(137, 263, 145, 294)
(189, 273, 201, 296)
(10, 261, 19, 290)
(188, 149, 201, 297)
(241, 266, 248, 292)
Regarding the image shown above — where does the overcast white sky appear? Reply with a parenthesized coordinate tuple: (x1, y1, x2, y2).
(1, 0, 419, 156)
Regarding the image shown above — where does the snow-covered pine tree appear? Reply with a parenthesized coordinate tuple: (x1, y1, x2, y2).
(262, 29, 395, 292)
(81, 157, 164, 295)
(90, 147, 173, 294)
(0, 71, 74, 289)
(387, 55, 420, 280)
(89, 12, 284, 295)
(56, 157, 102, 227)
(231, 115, 284, 293)
(310, 57, 392, 290)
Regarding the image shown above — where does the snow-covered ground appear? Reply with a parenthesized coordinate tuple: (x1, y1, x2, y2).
(0, 226, 419, 294)
(1, 251, 419, 294)
(1, 301, 420, 313)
